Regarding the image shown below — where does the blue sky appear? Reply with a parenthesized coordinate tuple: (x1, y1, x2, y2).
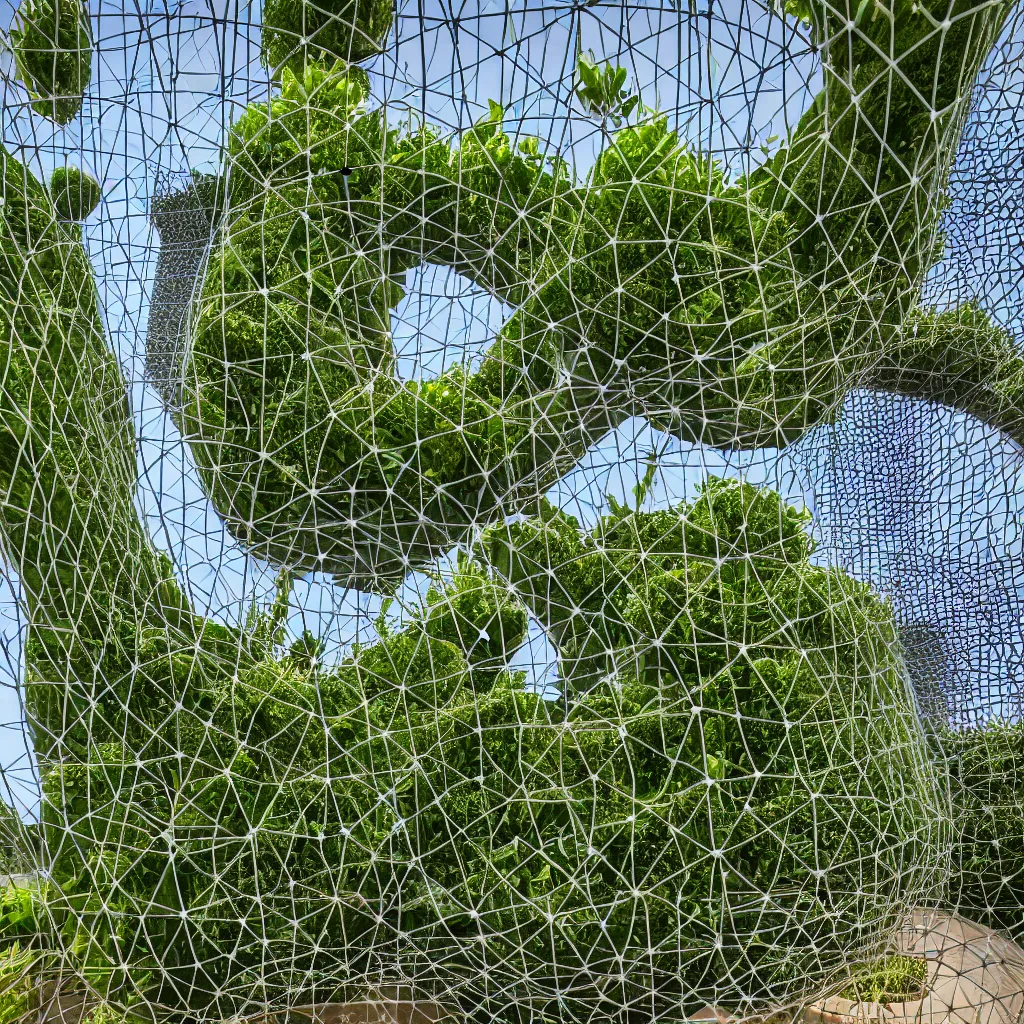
(1, 0, 1023, 819)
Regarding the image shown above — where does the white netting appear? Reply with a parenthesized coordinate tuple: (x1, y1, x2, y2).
(0, 0, 1023, 1022)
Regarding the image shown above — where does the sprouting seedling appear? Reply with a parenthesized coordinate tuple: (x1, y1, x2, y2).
(244, 568, 297, 655)
(631, 450, 659, 510)
(517, 135, 544, 169)
(574, 53, 642, 126)
(603, 451, 660, 521)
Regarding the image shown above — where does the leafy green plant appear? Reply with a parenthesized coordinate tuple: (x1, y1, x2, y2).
(9, 0, 92, 124)
(0, 946, 152, 1024)
(838, 955, 928, 1002)
(178, 0, 1024, 590)
(0, 803, 36, 880)
(574, 53, 643, 125)
(0, 0, 1020, 1017)
(467, 479, 940, 1010)
(183, 59, 578, 589)
(0, 943, 36, 1024)
(14, 479, 942, 1019)
(0, 882, 43, 944)
(0, 878, 153, 1024)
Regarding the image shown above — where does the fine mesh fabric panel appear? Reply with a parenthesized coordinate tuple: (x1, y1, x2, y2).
(0, 0, 1023, 1022)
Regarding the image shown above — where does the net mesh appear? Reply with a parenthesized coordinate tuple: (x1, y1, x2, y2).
(0, 0, 1023, 1021)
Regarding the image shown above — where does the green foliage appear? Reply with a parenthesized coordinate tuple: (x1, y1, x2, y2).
(753, 0, 996, 304)
(261, 0, 392, 74)
(49, 167, 101, 221)
(936, 719, 1024, 940)
(423, 552, 530, 691)
(0, 878, 154, 1024)
(0, 149, 197, 1014)
(0, 943, 36, 1024)
(25, 482, 943, 1019)
(0, 0, 1020, 1019)
(179, 0, 1022, 588)
(187, 55, 808, 583)
(528, 112, 802, 444)
(0, 802, 36, 879)
(837, 955, 927, 1002)
(473, 479, 943, 1008)
(865, 305, 1024, 442)
(574, 54, 642, 126)
(485, 477, 818, 695)
(184, 59, 577, 588)
(151, 169, 226, 226)
(284, 628, 326, 670)
(9, 0, 92, 124)
(0, 149, 182, 689)
(0, 881, 43, 944)
(28, 558, 530, 1015)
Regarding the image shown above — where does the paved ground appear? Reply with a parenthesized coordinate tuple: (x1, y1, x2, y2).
(802, 909, 1024, 1024)
(688, 910, 1024, 1024)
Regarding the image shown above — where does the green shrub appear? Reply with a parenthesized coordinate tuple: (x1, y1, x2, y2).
(34, 481, 945, 1020)
(0, 1, 1017, 1020)
(575, 53, 643, 125)
(261, 0, 392, 74)
(0, 881, 44, 944)
(0, 943, 37, 1024)
(935, 719, 1024, 940)
(181, 1, 1022, 591)
(183, 60, 576, 589)
(0, 876, 153, 1024)
(9, 0, 92, 125)
(473, 478, 944, 1012)
(0, 802, 37, 879)
(32, 561, 531, 1016)
(50, 167, 101, 221)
